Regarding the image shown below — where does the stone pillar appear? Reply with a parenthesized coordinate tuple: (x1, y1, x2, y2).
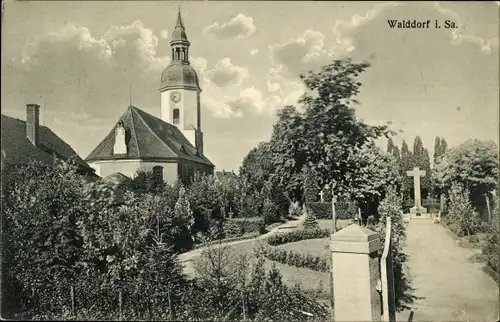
(330, 224, 381, 321)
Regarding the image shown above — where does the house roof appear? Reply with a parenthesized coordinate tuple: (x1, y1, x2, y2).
(85, 106, 213, 166)
(1, 114, 94, 174)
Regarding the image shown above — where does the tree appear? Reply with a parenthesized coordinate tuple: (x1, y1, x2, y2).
(302, 213, 319, 230)
(433, 136, 442, 164)
(433, 139, 498, 209)
(400, 140, 413, 200)
(410, 137, 431, 199)
(387, 137, 395, 154)
(440, 137, 448, 155)
(302, 166, 321, 204)
(268, 59, 391, 205)
(446, 183, 481, 236)
(392, 145, 401, 163)
(239, 142, 273, 194)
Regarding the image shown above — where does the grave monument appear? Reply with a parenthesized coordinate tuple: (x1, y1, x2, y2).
(406, 166, 427, 214)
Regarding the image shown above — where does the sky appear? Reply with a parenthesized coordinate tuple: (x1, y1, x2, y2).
(2, 1, 499, 172)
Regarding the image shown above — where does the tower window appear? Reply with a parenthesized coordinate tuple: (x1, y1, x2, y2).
(173, 108, 180, 124)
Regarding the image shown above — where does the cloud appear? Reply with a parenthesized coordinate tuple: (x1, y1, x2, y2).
(224, 87, 282, 116)
(269, 29, 329, 77)
(203, 13, 257, 39)
(433, 2, 499, 54)
(267, 80, 280, 92)
(160, 29, 169, 40)
(250, 48, 259, 56)
(7, 20, 172, 120)
(204, 97, 243, 119)
(331, 2, 406, 55)
(206, 57, 249, 87)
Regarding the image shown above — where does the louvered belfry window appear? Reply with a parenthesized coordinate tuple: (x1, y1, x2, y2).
(173, 108, 180, 124)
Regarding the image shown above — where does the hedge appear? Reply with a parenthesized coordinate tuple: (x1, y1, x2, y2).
(261, 246, 329, 272)
(227, 217, 266, 235)
(306, 200, 357, 220)
(194, 232, 261, 249)
(266, 228, 331, 246)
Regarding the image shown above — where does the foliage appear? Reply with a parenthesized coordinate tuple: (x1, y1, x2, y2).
(302, 213, 320, 230)
(387, 137, 395, 154)
(400, 140, 413, 197)
(307, 200, 358, 220)
(266, 229, 331, 246)
(302, 166, 321, 204)
(411, 136, 432, 199)
(192, 245, 329, 321)
(433, 139, 498, 209)
(261, 246, 329, 272)
(267, 59, 392, 205)
(226, 217, 266, 236)
(445, 183, 480, 237)
(186, 173, 225, 241)
(368, 186, 415, 311)
(482, 194, 499, 283)
(2, 160, 189, 320)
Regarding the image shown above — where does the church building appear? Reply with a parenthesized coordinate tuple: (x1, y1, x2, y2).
(85, 9, 214, 184)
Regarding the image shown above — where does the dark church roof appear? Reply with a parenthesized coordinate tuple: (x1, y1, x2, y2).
(1, 114, 94, 174)
(85, 106, 213, 166)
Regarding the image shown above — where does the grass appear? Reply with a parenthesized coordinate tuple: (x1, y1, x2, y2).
(191, 219, 354, 302)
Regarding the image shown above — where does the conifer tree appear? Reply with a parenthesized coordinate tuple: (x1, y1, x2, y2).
(387, 137, 395, 154)
(302, 213, 319, 230)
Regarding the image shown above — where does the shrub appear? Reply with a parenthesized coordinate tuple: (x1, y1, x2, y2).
(227, 217, 265, 235)
(266, 228, 330, 246)
(468, 235, 480, 243)
(306, 202, 331, 219)
(447, 183, 481, 237)
(302, 213, 319, 230)
(307, 200, 357, 220)
(261, 246, 329, 272)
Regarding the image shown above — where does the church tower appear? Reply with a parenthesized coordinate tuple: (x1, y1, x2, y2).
(160, 8, 203, 155)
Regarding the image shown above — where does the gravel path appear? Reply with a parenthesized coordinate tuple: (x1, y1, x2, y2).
(397, 218, 499, 322)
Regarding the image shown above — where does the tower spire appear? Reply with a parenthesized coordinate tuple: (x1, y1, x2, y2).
(176, 5, 184, 28)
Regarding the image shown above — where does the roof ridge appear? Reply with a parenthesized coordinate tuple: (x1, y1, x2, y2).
(129, 107, 142, 157)
(131, 107, 178, 157)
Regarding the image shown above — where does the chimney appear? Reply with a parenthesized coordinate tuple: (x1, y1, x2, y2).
(26, 104, 40, 147)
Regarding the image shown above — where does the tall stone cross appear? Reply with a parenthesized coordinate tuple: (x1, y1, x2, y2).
(319, 190, 324, 202)
(406, 167, 426, 213)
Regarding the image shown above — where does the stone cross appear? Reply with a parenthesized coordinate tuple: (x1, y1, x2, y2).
(406, 167, 426, 211)
(319, 190, 324, 202)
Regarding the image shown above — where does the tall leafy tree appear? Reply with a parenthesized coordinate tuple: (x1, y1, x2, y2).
(411, 137, 431, 199)
(392, 145, 401, 163)
(433, 139, 498, 210)
(433, 136, 442, 164)
(440, 137, 448, 155)
(400, 140, 413, 200)
(268, 58, 391, 204)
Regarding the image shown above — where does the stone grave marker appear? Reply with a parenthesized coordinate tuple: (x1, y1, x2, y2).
(406, 167, 427, 214)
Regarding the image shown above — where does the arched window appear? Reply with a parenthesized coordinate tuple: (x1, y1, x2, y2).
(153, 166, 164, 184)
(173, 109, 180, 124)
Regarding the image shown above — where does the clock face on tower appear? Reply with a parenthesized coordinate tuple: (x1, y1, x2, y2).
(170, 91, 182, 103)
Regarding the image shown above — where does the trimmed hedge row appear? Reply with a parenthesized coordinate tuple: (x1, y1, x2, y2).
(261, 246, 329, 272)
(194, 232, 260, 249)
(306, 200, 358, 220)
(226, 217, 266, 235)
(266, 228, 331, 246)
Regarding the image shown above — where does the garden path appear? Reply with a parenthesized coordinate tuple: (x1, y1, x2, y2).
(177, 214, 306, 276)
(397, 218, 499, 322)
